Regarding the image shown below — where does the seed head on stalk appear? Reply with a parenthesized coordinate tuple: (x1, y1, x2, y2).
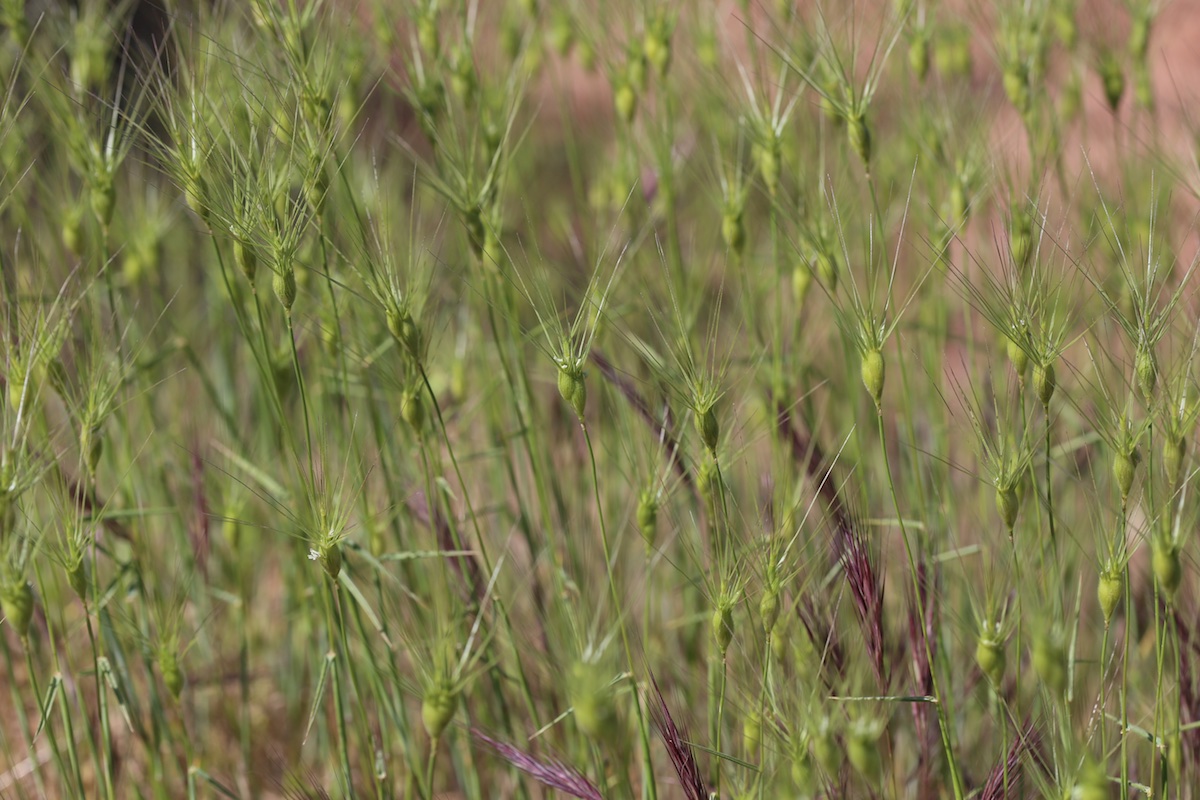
(768, 3, 907, 175)
(735, 60, 798, 200)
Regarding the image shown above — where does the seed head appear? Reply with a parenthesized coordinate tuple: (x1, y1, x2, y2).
(1164, 435, 1186, 488)
(1129, 11, 1151, 61)
(1032, 629, 1067, 695)
(860, 348, 885, 408)
(792, 263, 813, 307)
(568, 661, 616, 742)
(742, 711, 762, 756)
(614, 81, 637, 123)
(401, 389, 425, 432)
(1099, 52, 1125, 112)
(557, 363, 587, 420)
(1135, 347, 1157, 403)
(847, 112, 871, 169)
(996, 484, 1019, 532)
(386, 308, 423, 365)
(0, 580, 34, 640)
(712, 604, 734, 656)
(422, 681, 459, 740)
(846, 719, 884, 786)
(319, 542, 342, 580)
(636, 490, 658, 553)
(159, 648, 184, 700)
(695, 404, 720, 454)
(1097, 566, 1123, 625)
(1112, 447, 1140, 503)
(67, 559, 88, 601)
(1002, 64, 1031, 116)
(1033, 360, 1056, 407)
(975, 629, 1005, 687)
(721, 208, 746, 257)
(273, 266, 297, 312)
(908, 32, 930, 81)
(759, 589, 781, 635)
(1152, 538, 1182, 601)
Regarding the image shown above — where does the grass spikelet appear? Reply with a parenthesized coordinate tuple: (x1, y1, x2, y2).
(472, 728, 604, 800)
(648, 673, 707, 800)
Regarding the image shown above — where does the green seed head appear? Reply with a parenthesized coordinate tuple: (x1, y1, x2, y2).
(557, 363, 587, 420)
(568, 661, 617, 741)
(273, 267, 297, 312)
(614, 82, 638, 123)
(811, 721, 841, 776)
(421, 682, 459, 740)
(0, 580, 34, 639)
(697, 458, 721, 507)
(159, 649, 184, 700)
(975, 634, 1005, 686)
(319, 542, 342, 580)
(1097, 567, 1124, 624)
(792, 263, 813, 308)
(908, 33, 930, 81)
(1032, 629, 1067, 695)
(816, 247, 839, 292)
(643, 29, 671, 77)
(1052, 7, 1077, 48)
(1152, 538, 1182, 601)
(90, 172, 116, 228)
(417, 13, 439, 57)
(62, 203, 85, 256)
(1164, 435, 1186, 487)
(996, 484, 1019, 531)
(1135, 347, 1157, 403)
(67, 559, 88, 601)
(1112, 448, 1140, 502)
(759, 588, 781, 635)
(847, 112, 872, 169)
(722, 208, 746, 256)
(695, 404, 720, 453)
(401, 389, 425, 432)
(386, 309, 423, 364)
(743, 711, 762, 756)
(790, 740, 813, 789)
(1009, 208, 1033, 271)
(1129, 13, 1151, 61)
(1033, 360, 1056, 407)
(846, 720, 884, 786)
(550, 12, 574, 56)
(860, 348, 885, 408)
(712, 604, 735, 656)
(1002, 64, 1031, 116)
(1100, 53, 1125, 112)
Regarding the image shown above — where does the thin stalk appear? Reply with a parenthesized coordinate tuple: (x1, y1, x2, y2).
(875, 410, 965, 799)
(580, 422, 656, 800)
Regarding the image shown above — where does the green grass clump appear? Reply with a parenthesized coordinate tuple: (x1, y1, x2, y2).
(6, 0, 1200, 797)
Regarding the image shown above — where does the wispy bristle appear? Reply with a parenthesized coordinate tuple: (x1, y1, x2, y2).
(647, 673, 708, 800)
(978, 720, 1040, 800)
(831, 504, 888, 689)
(471, 728, 604, 800)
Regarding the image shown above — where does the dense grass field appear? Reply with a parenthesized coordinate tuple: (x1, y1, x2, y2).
(4, 0, 1200, 797)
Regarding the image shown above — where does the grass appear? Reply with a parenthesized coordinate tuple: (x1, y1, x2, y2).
(3, 0, 1200, 797)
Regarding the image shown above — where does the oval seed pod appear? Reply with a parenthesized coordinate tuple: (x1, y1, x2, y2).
(1152, 538, 1182, 601)
(696, 405, 720, 453)
(1052, 6, 1077, 48)
(643, 27, 671, 77)
(908, 33, 930, 81)
(816, 247, 839, 292)
(975, 635, 1005, 686)
(320, 542, 342, 580)
(722, 208, 746, 256)
(0, 581, 34, 639)
(846, 721, 883, 786)
(790, 740, 812, 789)
(1009, 207, 1033, 271)
(1032, 630, 1067, 695)
(569, 661, 616, 741)
(1002, 64, 1031, 116)
(1006, 337, 1029, 381)
(417, 13, 439, 57)
(62, 203, 85, 256)
(1112, 448, 1140, 502)
(996, 485, 1019, 531)
(759, 589, 780, 635)
(743, 711, 762, 756)
(1164, 436, 1186, 487)
(811, 721, 841, 776)
(421, 683, 459, 740)
(1129, 12, 1151, 61)
(159, 649, 184, 700)
(550, 12, 574, 56)
(614, 81, 637, 123)
(792, 262, 813, 308)
(234, 239, 258, 284)
(557, 364, 587, 420)
(401, 390, 425, 432)
(68, 559, 87, 601)
(697, 458, 721, 507)
(1100, 54, 1125, 112)
(847, 112, 871, 169)
(712, 605, 734, 656)
(860, 348, 885, 407)
(1097, 568, 1123, 624)
(1135, 347, 1157, 402)
(273, 267, 297, 312)
(1033, 360, 1056, 407)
